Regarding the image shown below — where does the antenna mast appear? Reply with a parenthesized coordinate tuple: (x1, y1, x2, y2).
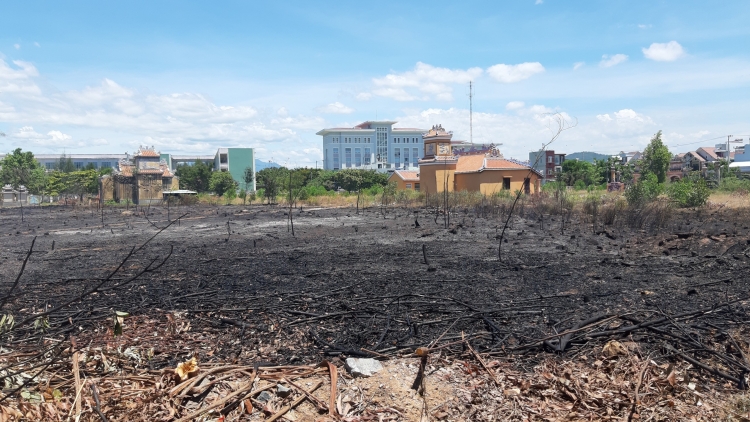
(469, 81, 473, 146)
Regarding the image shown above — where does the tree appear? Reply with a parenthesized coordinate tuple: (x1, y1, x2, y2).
(56, 154, 76, 173)
(175, 160, 212, 192)
(560, 159, 599, 187)
(257, 167, 287, 204)
(209, 171, 238, 197)
(243, 166, 254, 192)
(0, 148, 46, 194)
(640, 130, 671, 183)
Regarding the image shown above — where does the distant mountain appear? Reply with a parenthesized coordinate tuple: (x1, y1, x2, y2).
(565, 151, 612, 163)
(255, 159, 282, 171)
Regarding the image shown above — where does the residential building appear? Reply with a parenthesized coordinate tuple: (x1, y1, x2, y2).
(414, 125, 541, 195)
(619, 151, 642, 164)
(528, 150, 565, 184)
(388, 170, 420, 191)
(316, 121, 427, 171)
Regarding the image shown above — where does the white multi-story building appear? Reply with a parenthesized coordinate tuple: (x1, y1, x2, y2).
(316, 121, 427, 171)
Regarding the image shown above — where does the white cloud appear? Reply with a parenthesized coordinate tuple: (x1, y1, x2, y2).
(573, 62, 585, 70)
(34, 42, 40, 48)
(47, 130, 72, 142)
(355, 92, 372, 101)
(10, 126, 75, 146)
(13, 44, 20, 50)
(316, 102, 354, 114)
(535, 0, 543, 4)
(642, 41, 685, 62)
(486, 62, 545, 83)
(506, 101, 525, 110)
(691, 130, 710, 138)
(599, 54, 628, 68)
(638, 24, 652, 29)
(372, 62, 482, 101)
(597, 108, 654, 128)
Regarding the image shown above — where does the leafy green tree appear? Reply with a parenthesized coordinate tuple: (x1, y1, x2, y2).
(209, 171, 238, 196)
(257, 167, 288, 203)
(560, 160, 599, 187)
(640, 130, 671, 183)
(0, 148, 46, 194)
(175, 160, 212, 192)
(243, 166, 255, 193)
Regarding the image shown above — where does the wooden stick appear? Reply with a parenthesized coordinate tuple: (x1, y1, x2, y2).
(325, 361, 338, 418)
(283, 377, 328, 411)
(463, 332, 499, 386)
(266, 380, 323, 422)
(72, 338, 82, 418)
(175, 380, 258, 422)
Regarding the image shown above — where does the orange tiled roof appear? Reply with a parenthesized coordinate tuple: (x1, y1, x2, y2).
(455, 155, 485, 172)
(454, 155, 535, 174)
(484, 158, 528, 169)
(119, 164, 133, 177)
(391, 170, 419, 181)
(135, 146, 161, 157)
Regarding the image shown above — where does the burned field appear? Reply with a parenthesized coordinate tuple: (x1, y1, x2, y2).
(1, 203, 750, 420)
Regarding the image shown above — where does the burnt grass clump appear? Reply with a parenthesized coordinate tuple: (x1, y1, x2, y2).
(1, 202, 750, 389)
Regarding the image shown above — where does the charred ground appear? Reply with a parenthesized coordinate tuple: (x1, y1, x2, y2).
(1, 202, 749, 420)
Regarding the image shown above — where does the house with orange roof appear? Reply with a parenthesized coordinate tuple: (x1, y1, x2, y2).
(388, 170, 420, 191)
(404, 124, 541, 195)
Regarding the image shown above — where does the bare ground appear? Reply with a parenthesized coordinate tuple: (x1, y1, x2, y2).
(0, 202, 749, 421)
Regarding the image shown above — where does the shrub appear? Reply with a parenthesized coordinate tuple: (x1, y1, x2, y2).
(624, 173, 663, 207)
(574, 180, 586, 190)
(667, 178, 710, 208)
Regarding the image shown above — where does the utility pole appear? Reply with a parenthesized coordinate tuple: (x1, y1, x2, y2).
(469, 81, 473, 147)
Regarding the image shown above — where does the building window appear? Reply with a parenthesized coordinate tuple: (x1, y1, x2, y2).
(101, 162, 112, 169)
(325, 149, 329, 169)
(74, 162, 84, 170)
(333, 148, 340, 169)
(413, 148, 419, 164)
(404, 148, 410, 168)
(555, 156, 561, 165)
(345, 148, 352, 167)
(414, 183, 420, 191)
(394, 148, 401, 166)
(45, 162, 54, 170)
(355, 148, 362, 166)
(503, 177, 511, 190)
(364, 148, 371, 165)
(376, 127, 388, 164)
(406, 183, 412, 189)
(547, 156, 553, 163)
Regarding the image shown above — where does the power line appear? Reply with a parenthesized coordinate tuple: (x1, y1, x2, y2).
(669, 134, 750, 148)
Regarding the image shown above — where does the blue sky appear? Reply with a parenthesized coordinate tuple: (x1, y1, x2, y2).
(1, 0, 749, 165)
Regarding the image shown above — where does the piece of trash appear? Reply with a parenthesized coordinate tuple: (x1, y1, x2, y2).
(345, 358, 383, 377)
(174, 357, 199, 381)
